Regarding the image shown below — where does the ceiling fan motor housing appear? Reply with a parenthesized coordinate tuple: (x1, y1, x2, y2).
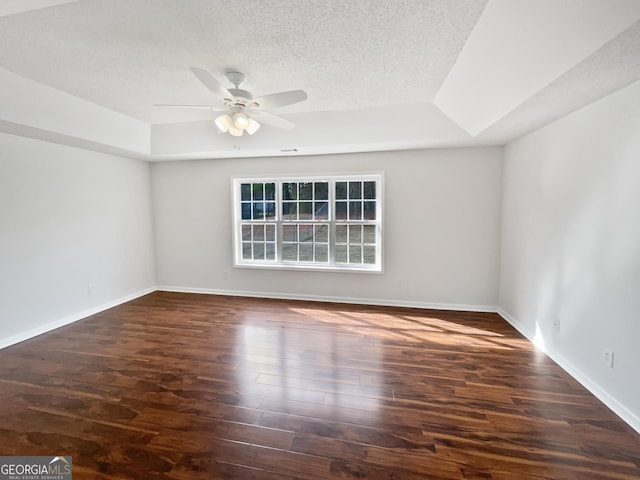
(224, 88, 253, 108)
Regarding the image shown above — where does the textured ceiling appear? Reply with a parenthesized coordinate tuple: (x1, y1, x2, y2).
(0, 0, 639, 160)
(0, 0, 487, 124)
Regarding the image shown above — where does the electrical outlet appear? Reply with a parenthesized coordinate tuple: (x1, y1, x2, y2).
(88, 284, 96, 295)
(603, 349, 615, 368)
(553, 317, 560, 333)
(223, 270, 229, 280)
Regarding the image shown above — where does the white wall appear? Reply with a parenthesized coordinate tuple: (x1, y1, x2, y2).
(0, 133, 156, 347)
(152, 147, 503, 310)
(499, 80, 640, 431)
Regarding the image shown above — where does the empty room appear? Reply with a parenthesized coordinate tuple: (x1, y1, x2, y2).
(1, 1, 639, 478)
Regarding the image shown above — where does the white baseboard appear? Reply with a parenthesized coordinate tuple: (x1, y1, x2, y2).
(156, 285, 498, 313)
(497, 308, 640, 435)
(0, 287, 156, 350)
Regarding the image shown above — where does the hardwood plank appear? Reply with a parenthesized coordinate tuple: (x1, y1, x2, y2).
(291, 433, 459, 478)
(259, 410, 430, 449)
(169, 439, 332, 480)
(0, 291, 639, 479)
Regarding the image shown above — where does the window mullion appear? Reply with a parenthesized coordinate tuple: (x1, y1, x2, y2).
(329, 179, 336, 266)
(276, 180, 282, 263)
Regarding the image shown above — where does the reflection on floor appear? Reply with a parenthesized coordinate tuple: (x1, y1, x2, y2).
(0, 291, 639, 479)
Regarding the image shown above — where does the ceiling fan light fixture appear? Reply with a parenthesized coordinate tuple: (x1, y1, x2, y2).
(216, 112, 257, 137)
(215, 114, 232, 133)
(246, 118, 261, 135)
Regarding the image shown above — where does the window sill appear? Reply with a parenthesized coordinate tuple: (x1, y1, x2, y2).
(233, 261, 383, 274)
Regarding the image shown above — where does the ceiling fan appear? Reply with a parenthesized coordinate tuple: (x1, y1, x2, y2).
(155, 68, 308, 137)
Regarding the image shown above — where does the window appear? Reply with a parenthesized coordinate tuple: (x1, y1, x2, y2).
(233, 174, 382, 272)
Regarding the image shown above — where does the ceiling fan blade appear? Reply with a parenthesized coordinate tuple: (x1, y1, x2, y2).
(153, 103, 227, 111)
(250, 111, 295, 130)
(190, 67, 232, 101)
(250, 90, 307, 110)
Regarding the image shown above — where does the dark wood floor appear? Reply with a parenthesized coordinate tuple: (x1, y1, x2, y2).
(1, 292, 639, 479)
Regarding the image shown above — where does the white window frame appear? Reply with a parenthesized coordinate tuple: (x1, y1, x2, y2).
(232, 173, 383, 273)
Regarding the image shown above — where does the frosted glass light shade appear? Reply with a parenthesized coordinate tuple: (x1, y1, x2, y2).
(233, 112, 249, 130)
(246, 118, 261, 135)
(215, 114, 232, 132)
(228, 126, 243, 137)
